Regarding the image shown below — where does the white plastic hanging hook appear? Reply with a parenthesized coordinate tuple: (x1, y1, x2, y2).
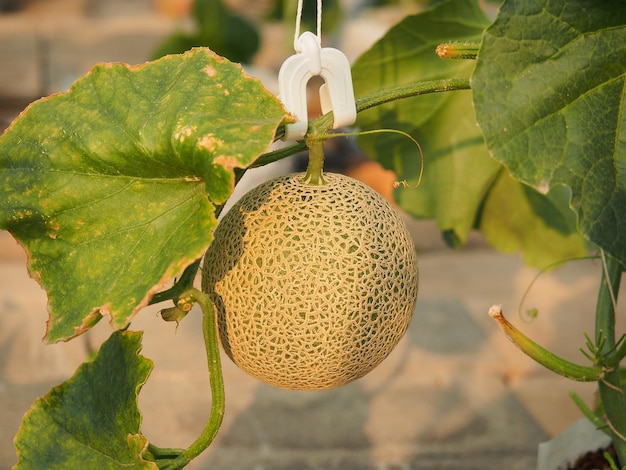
(278, 2, 356, 141)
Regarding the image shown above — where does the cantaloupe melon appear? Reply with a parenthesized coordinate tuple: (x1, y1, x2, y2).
(202, 172, 419, 391)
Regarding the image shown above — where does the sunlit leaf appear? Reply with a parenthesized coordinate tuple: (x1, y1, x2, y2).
(0, 48, 288, 342)
(479, 170, 588, 267)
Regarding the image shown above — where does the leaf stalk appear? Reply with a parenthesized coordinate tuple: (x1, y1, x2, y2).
(570, 390, 611, 437)
(488, 304, 605, 382)
(354, 78, 471, 113)
(149, 259, 202, 305)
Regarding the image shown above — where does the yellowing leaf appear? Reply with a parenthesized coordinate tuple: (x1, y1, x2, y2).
(0, 48, 288, 342)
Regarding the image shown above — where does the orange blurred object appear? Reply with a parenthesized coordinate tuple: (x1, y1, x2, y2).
(153, 0, 193, 18)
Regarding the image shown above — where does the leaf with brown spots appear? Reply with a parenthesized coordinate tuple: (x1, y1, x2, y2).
(0, 48, 288, 342)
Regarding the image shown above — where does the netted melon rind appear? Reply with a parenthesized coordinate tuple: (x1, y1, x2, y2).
(202, 172, 419, 391)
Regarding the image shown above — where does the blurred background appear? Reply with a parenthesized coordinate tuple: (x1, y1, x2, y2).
(0, 0, 428, 130)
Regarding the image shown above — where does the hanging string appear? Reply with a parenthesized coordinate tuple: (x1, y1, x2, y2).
(294, 0, 323, 48)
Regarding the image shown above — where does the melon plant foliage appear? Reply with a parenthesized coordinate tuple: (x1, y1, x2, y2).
(473, 0, 626, 265)
(0, 0, 625, 467)
(1, 49, 288, 344)
(352, 0, 610, 267)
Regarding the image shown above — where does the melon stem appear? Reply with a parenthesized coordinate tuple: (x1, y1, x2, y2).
(302, 137, 326, 185)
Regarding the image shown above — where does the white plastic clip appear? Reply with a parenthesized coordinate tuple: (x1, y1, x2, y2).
(278, 32, 357, 141)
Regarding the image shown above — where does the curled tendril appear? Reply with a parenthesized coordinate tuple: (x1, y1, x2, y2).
(322, 128, 425, 192)
(517, 254, 600, 323)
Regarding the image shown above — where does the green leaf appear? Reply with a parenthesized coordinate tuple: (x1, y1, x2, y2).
(352, 0, 496, 246)
(14, 331, 155, 469)
(472, 0, 626, 264)
(479, 170, 589, 267)
(0, 48, 288, 342)
(352, 0, 588, 266)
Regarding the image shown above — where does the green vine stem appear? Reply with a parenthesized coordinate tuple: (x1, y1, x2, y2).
(355, 78, 471, 113)
(488, 304, 605, 381)
(596, 252, 623, 357)
(150, 288, 225, 469)
(149, 258, 202, 305)
(253, 78, 471, 168)
(595, 253, 626, 463)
